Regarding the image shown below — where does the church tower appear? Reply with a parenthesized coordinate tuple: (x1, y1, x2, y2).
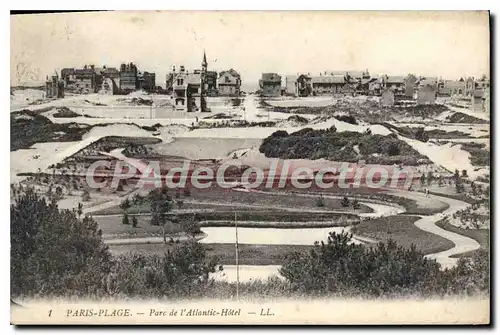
(201, 50, 208, 112)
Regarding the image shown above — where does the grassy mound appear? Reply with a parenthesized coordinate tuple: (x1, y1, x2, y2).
(259, 128, 430, 165)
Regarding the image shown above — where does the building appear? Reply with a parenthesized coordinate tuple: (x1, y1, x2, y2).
(472, 89, 489, 112)
(171, 52, 208, 112)
(311, 75, 346, 95)
(465, 77, 476, 96)
(285, 75, 298, 96)
(404, 74, 419, 98)
(368, 77, 383, 96)
(297, 74, 313, 97)
(382, 76, 406, 95)
(259, 73, 282, 97)
(45, 74, 64, 98)
(380, 88, 395, 106)
(417, 83, 437, 105)
(95, 66, 120, 94)
(61, 65, 97, 94)
(119, 63, 139, 92)
(218, 69, 241, 96)
(437, 79, 466, 96)
(138, 71, 156, 92)
(206, 71, 218, 96)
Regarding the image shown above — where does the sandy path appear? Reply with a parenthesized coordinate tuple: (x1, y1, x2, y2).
(409, 192, 480, 268)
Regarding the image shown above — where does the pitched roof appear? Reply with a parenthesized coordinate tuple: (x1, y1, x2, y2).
(219, 69, 240, 79)
(419, 79, 437, 87)
(386, 76, 405, 84)
(346, 71, 364, 79)
(326, 71, 347, 76)
(311, 75, 345, 84)
(186, 73, 201, 85)
(261, 73, 281, 82)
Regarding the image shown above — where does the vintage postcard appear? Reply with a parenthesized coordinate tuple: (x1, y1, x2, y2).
(10, 10, 490, 325)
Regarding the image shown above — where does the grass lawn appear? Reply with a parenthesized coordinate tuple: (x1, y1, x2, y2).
(283, 186, 450, 215)
(435, 219, 489, 258)
(96, 211, 359, 238)
(96, 215, 184, 238)
(91, 186, 374, 215)
(351, 215, 455, 254)
(108, 243, 313, 265)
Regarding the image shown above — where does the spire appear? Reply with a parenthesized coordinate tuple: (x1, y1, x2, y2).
(202, 50, 207, 68)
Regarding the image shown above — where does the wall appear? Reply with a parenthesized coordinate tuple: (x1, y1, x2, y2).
(417, 86, 436, 105)
(261, 82, 281, 97)
(218, 84, 239, 96)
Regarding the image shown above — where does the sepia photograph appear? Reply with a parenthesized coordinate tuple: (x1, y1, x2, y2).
(9, 10, 490, 325)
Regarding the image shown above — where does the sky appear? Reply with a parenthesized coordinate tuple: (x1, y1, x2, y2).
(11, 11, 490, 91)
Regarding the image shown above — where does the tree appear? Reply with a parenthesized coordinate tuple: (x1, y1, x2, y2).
(120, 198, 131, 212)
(122, 214, 130, 225)
(149, 188, 173, 226)
(180, 214, 202, 239)
(131, 216, 138, 228)
(11, 186, 111, 297)
(420, 173, 426, 186)
(315, 196, 325, 208)
(82, 189, 91, 202)
(415, 127, 429, 142)
(341, 197, 350, 208)
(279, 232, 442, 297)
(77, 202, 83, 219)
(438, 176, 443, 187)
(112, 241, 219, 298)
(426, 171, 434, 185)
(456, 179, 465, 194)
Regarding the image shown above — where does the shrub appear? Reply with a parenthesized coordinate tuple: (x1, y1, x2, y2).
(315, 196, 325, 208)
(415, 127, 429, 142)
(11, 187, 111, 297)
(122, 214, 130, 225)
(131, 216, 138, 228)
(335, 114, 358, 125)
(82, 189, 91, 201)
(341, 197, 350, 207)
(279, 232, 442, 297)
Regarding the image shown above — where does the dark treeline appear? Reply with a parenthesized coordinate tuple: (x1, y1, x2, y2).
(11, 187, 488, 300)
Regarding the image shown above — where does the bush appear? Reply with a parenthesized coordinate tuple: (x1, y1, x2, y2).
(82, 189, 91, 201)
(11, 187, 111, 297)
(122, 214, 130, 225)
(279, 232, 442, 297)
(335, 114, 358, 125)
(111, 242, 219, 298)
(415, 127, 429, 142)
(315, 196, 325, 208)
(258, 129, 428, 165)
(131, 216, 138, 228)
(341, 197, 350, 207)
